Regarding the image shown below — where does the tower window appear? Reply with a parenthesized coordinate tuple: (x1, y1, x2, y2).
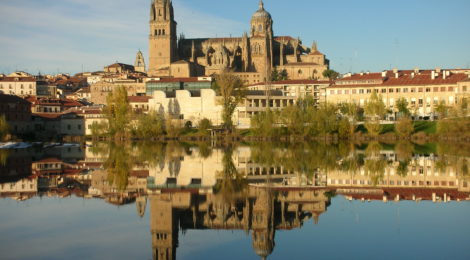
(158, 9, 162, 16)
(162, 29, 165, 35)
(258, 24, 263, 32)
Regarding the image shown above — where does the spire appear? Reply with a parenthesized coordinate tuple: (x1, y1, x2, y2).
(312, 41, 318, 52)
(259, 0, 264, 10)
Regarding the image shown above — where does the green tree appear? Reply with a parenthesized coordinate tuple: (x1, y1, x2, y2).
(395, 98, 411, 119)
(279, 69, 288, 80)
(198, 118, 213, 136)
(135, 111, 165, 139)
(338, 118, 352, 139)
(435, 100, 448, 119)
(270, 67, 280, 82)
(0, 115, 9, 141)
(103, 86, 132, 139)
(251, 109, 278, 138)
(213, 72, 246, 131)
(364, 92, 386, 136)
(395, 117, 414, 138)
(322, 69, 340, 80)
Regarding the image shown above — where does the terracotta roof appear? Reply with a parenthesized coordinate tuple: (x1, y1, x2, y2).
(147, 77, 211, 83)
(332, 72, 468, 88)
(128, 96, 152, 103)
(0, 77, 36, 82)
(36, 158, 63, 163)
(337, 73, 384, 82)
(249, 79, 331, 87)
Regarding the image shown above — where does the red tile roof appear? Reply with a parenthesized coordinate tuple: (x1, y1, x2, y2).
(147, 77, 211, 83)
(0, 77, 36, 82)
(128, 96, 152, 103)
(249, 79, 330, 87)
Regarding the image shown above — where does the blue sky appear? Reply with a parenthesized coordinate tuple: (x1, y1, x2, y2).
(1, 0, 469, 75)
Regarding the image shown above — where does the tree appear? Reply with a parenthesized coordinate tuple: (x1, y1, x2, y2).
(135, 111, 165, 139)
(213, 72, 246, 131)
(198, 118, 212, 136)
(395, 98, 411, 119)
(279, 69, 288, 80)
(322, 69, 340, 80)
(251, 110, 278, 138)
(0, 115, 9, 141)
(435, 100, 448, 119)
(364, 92, 386, 136)
(338, 102, 361, 135)
(103, 86, 132, 139)
(395, 117, 414, 138)
(338, 118, 352, 139)
(270, 67, 280, 82)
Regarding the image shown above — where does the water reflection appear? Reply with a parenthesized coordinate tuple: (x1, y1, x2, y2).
(1, 141, 470, 259)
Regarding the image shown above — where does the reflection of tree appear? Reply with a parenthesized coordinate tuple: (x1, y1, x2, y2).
(364, 142, 387, 185)
(104, 143, 134, 191)
(0, 149, 9, 166)
(214, 145, 248, 202)
(395, 141, 414, 177)
(436, 143, 470, 177)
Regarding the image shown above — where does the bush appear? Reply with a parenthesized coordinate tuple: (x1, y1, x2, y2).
(198, 118, 212, 135)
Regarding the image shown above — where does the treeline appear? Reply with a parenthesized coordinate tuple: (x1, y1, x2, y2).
(251, 92, 470, 140)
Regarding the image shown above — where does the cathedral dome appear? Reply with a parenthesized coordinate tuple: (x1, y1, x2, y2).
(252, 0, 272, 20)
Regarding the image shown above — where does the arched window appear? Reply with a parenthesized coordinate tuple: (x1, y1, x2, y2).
(162, 29, 165, 35)
(258, 24, 263, 32)
(158, 9, 162, 16)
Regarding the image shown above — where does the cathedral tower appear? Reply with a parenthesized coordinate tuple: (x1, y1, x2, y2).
(134, 50, 146, 73)
(250, 0, 274, 81)
(149, 0, 178, 76)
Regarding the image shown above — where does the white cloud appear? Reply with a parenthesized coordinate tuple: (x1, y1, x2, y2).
(0, 0, 244, 74)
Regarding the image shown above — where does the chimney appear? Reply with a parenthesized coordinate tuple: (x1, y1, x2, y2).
(381, 71, 387, 77)
(393, 68, 398, 74)
(414, 67, 420, 74)
(395, 72, 399, 79)
(443, 70, 446, 80)
(436, 67, 441, 73)
(411, 72, 415, 78)
(431, 71, 436, 80)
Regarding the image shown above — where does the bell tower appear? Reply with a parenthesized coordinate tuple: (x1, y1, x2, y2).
(149, 0, 178, 76)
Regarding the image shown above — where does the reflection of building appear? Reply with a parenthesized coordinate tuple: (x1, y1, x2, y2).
(149, 187, 330, 260)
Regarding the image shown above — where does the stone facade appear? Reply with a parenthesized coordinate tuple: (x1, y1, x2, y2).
(0, 77, 36, 96)
(148, 0, 329, 84)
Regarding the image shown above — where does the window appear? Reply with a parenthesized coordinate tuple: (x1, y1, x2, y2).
(78, 125, 81, 130)
(441, 87, 446, 92)
(411, 88, 416, 93)
(463, 86, 468, 92)
(337, 90, 342, 95)
(448, 87, 454, 92)
(330, 90, 334, 95)
(359, 89, 364, 94)
(345, 90, 349, 94)
(352, 89, 357, 94)
(389, 88, 394, 93)
(381, 89, 386, 93)
(403, 88, 408, 93)
(367, 89, 371, 93)
(418, 88, 423, 92)
(426, 88, 431, 92)
(396, 88, 401, 93)
(67, 125, 71, 130)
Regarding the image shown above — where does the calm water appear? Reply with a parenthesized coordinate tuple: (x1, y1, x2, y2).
(1, 142, 469, 260)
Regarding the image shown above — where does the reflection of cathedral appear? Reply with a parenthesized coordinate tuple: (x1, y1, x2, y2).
(149, 187, 330, 260)
(148, 0, 329, 83)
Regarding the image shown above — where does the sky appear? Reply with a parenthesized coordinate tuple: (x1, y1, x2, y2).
(0, 0, 469, 75)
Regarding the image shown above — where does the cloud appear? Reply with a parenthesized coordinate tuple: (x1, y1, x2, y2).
(0, 0, 244, 74)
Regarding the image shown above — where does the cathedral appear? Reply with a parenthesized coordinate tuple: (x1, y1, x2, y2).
(148, 0, 330, 84)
